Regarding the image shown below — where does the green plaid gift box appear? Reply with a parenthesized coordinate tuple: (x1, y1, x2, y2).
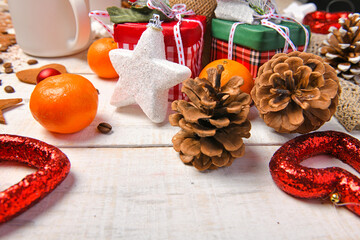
(211, 18, 310, 77)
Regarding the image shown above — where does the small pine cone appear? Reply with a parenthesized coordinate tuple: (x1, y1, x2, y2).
(169, 66, 251, 171)
(319, 13, 360, 84)
(250, 51, 341, 134)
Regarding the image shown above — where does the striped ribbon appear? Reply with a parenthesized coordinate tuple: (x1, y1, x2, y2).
(88, 10, 114, 36)
(227, 4, 310, 60)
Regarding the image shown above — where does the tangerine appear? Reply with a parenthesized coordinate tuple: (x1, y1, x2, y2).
(29, 73, 99, 134)
(87, 37, 118, 79)
(199, 59, 254, 94)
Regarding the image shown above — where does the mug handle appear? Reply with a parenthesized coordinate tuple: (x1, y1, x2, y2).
(67, 0, 91, 50)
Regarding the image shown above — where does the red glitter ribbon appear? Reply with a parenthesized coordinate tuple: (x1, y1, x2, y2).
(303, 11, 349, 34)
(0, 134, 70, 223)
(270, 131, 360, 216)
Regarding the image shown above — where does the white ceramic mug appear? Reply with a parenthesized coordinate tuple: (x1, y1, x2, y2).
(8, 0, 92, 57)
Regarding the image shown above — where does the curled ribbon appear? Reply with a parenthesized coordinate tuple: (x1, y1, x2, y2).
(147, 0, 204, 72)
(227, 4, 310, 60)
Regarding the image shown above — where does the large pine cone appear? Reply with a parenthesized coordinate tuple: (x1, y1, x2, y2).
(319, 13, 360, 84)
(169, 66, 251, 171)
(250, 51, 341, 134)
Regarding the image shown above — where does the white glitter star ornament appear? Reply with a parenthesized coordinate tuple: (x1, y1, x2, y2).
(109, 15, 191, 123)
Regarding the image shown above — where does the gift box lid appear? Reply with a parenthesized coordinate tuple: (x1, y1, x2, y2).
(113, 15, 206, 48)
(212, 18, 310, 51)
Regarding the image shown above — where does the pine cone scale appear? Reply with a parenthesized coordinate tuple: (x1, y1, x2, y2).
(230, 144, 245, 158)
(212, 152, 231, 167)
(286, 104, 304, 126)
(200, 137, 223, 157)
(180, 138, 201, 156)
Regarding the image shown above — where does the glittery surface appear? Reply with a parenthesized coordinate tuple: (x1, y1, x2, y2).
(303, 11, 349, 34)
(0, 134, 70, 223)
(270, 131, 360, 216)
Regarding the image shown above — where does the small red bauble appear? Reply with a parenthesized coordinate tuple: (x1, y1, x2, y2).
(36, 68, 61, 83)
(270, 131, 360, 217)
(0, 134, 71, 223)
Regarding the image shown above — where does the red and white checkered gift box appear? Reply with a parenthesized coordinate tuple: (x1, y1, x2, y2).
(113, 15, 206, 101)
(211, 38, 305, 78)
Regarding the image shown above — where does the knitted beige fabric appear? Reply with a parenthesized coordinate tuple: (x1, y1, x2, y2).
(169, 0, 217, 67)
(335, 79, 360, 132)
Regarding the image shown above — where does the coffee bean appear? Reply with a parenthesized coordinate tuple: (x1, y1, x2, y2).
(0, 79, 2, 86)
(4, 85, 15, 93)
(3, 62, 12, 68)
(5, 68, 13, 74)
(0, 58, 3, 64)
(97, 122, 112, 134)
(27, 59, 38, 65)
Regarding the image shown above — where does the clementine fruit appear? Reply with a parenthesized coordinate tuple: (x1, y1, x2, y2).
(87, 37, 118, 79)
(199, 59, 254, 94)
(29, 73, 99, 134)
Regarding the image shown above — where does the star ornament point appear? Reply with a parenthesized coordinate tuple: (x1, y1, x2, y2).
(109, 26, 191, 123)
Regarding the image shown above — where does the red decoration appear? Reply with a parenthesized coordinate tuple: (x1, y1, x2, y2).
(270, 131, 360, 216)
(36, 68, 61, 83)
(0, 134, 70, 223)
(303, 11, 349, 34)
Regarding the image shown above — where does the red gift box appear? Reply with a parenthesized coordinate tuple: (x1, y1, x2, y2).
(113, 15, 206, 101)
(211, 38, 305, 78)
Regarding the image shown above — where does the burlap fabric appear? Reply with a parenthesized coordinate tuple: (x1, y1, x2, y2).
(305, 33, 360, 132)
(305, 32, 327, 56)
(169, 0, 217, 67)
(335, 79, 360, 132)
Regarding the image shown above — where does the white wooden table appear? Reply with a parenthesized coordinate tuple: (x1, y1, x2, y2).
(1, 40, 360, 240)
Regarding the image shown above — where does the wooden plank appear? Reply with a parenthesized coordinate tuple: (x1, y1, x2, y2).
(0, 146, 359, 239)
(1, 73, 359, 148)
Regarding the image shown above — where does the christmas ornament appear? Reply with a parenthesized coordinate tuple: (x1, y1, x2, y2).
(250, 51, 341, 134)
(270, 131, 360, 217)
(319, 13, 360, 84)
(109, 14, 191, 123)
(0, 134, 71, 223)
(16, 64, 67, 85)
(0, 98, 22, 124)
(36, 68, 61, 83)
(169, 65, 251, 171)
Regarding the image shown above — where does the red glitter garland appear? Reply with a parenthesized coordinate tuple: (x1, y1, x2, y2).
(303, 11, 349, 34)
(0, 134, 71, 223)
(270, 131, 360, 216)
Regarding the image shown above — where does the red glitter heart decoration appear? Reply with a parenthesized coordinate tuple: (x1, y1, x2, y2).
(0, 134, 70, 223)
(270, 131, 360, 216)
